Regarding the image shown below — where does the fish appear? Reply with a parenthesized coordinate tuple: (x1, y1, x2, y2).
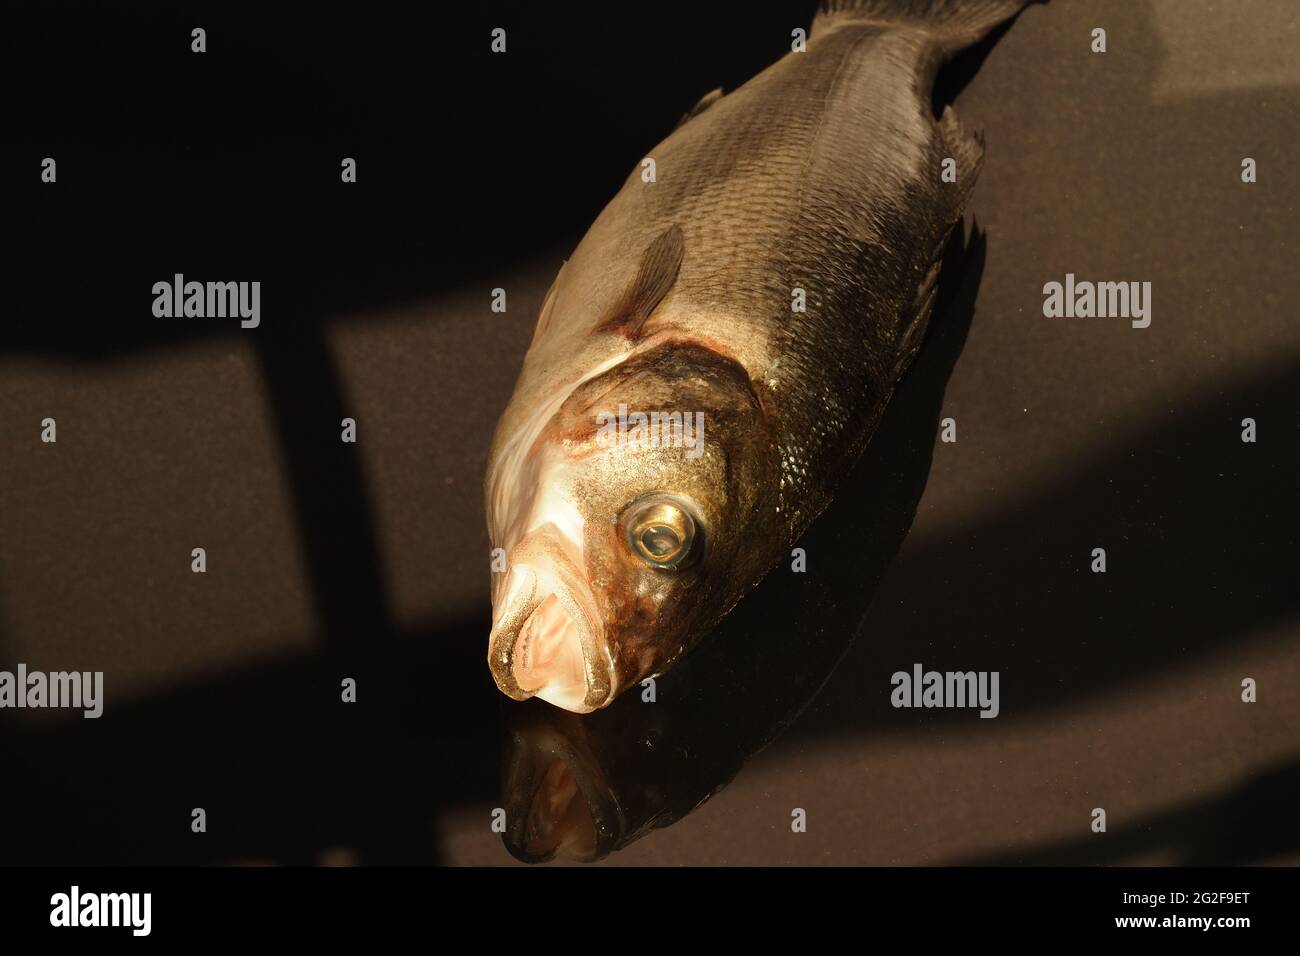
(485, 0, 1034, 712)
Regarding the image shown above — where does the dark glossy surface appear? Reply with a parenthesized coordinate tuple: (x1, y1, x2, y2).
(2, 0, 1297, 865)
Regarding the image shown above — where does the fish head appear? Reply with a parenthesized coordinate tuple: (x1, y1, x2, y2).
(487, 340, 777, 713)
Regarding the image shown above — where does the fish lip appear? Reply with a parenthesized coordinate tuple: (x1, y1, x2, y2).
(487, 530, 616, 712)
(487, 567, 540, 702)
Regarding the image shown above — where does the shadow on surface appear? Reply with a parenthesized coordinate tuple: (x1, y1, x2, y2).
(786, 347, 1300, 741)
(958, 753, 1300, 865)
(5, 1, 820, 358)
(1, 614, 496, 865)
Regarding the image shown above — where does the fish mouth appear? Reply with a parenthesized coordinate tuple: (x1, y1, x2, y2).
(487, 529, 614, 713)
(518, 758, 599, 861)
(501, 705, 625, 863)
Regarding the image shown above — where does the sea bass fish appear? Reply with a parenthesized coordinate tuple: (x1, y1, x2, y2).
(486, 0, 1032, 712)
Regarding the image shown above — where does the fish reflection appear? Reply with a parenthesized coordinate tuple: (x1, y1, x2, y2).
(500, 229, 985, 863)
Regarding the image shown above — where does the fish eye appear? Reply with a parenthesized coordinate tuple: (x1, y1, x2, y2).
(621, 495, 698, 570)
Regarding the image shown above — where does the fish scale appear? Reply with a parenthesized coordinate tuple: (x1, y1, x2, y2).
(552, 27, 967, 532)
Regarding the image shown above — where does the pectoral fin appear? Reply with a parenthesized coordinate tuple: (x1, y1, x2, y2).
(596, 224, 685, 340)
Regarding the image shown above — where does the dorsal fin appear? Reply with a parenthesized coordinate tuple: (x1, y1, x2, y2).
(673, 87, 723, 131)
(597, 224, 685, 339)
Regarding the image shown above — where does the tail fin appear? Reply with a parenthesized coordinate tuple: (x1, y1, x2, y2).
(812, 0, 1036, 57)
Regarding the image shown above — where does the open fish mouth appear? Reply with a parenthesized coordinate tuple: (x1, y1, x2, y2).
(487, 531, 613, 713)
(501, 706, 626, 863)
(517, 758, 599, 861)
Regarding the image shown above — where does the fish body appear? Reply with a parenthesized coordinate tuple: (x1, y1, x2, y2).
(487, 0, 1032, 712)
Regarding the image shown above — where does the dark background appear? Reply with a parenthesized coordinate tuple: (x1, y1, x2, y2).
(1, 0, 1297, 865)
